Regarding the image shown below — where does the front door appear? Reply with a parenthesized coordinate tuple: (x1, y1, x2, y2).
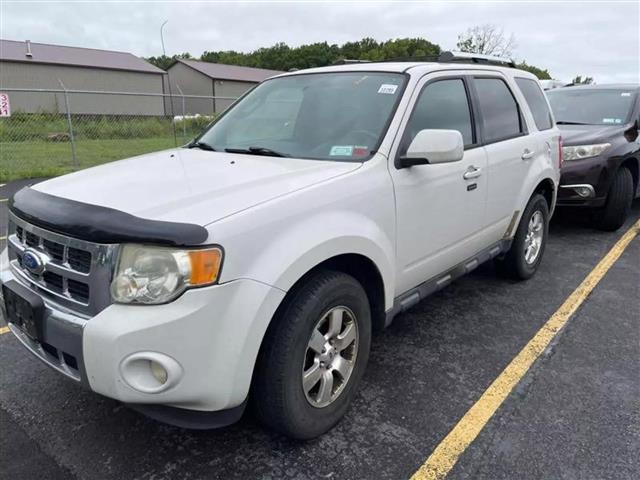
(389, 74, 488, 296)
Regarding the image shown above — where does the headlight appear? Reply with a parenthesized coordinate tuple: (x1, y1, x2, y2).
(111, 245, 223, 304)
(562, 143, 611, 161)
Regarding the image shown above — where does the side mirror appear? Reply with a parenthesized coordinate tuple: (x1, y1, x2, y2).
(398, 129, 464, 168)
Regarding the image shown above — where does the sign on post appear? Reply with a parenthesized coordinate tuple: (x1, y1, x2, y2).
(0, 93, 10, 117)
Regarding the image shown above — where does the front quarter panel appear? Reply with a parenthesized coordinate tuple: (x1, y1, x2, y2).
(211, 156, 397, 310)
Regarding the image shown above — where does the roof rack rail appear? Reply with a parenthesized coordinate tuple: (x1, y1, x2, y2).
(332, 58, 372, 65)
(381, 55, 440, 63)
(438, 51, 516, 68)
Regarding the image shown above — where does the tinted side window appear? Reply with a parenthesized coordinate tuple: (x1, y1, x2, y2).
(404, 79, 474, 148)
(515, 78, 553, 130)
(474, 78, 522, 143)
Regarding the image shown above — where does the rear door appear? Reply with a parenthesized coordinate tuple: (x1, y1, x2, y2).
(389, 72, 488, 295)
(470, 75, 537, 240)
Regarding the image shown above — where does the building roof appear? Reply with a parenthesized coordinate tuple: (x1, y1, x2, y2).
(175, 59, 282, 82)
(0, 39, 165, 74)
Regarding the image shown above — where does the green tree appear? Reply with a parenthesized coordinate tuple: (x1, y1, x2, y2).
(516, 61, 552, 80)
(149, 36, 546, 77)
(146, 52, 192, 70)
(570, 75, 594, 85)
(198, 37, 440, 71)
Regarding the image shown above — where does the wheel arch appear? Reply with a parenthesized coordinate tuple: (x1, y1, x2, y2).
(533, 177, 556, 212)
(619, 156, 639, 196)
(276, 253, 387, 333)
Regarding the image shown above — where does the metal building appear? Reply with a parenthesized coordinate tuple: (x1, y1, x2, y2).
(0, 39, 166, 115)
(165, 59, 282, 115)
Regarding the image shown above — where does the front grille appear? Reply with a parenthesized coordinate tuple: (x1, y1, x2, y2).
(7, 213, 118, 316)
(68, 279, 90, 303)
(68, 248, 92, 273)
(43, 239, 64, 262)
(25, 230, 39, 247)
(43, 271, 64, 292)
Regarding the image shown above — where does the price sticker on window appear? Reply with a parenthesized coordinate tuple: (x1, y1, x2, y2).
(378, 84, 398, 95)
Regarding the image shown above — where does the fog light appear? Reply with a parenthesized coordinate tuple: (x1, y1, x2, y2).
(150, 361, 168, 384)
(575, 187, 592, 198)
(120, 352, 182, 393)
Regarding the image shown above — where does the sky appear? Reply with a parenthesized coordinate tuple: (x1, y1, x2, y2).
(1, 0, 639, 83)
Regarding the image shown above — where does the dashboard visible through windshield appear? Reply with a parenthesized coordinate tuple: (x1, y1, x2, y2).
(196, 72, 407, 161)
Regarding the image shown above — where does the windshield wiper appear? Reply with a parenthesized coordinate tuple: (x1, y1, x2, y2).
(555, 121, 591, 125)
(187, 141, 217, 151)
(225, 146, 289, 157)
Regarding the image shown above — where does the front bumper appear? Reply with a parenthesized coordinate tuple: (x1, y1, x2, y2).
(1, 257, 285, 422)
(557, 155, 609, 207)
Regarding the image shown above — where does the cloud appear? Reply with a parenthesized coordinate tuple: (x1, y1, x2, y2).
(1, 0, 638, 83)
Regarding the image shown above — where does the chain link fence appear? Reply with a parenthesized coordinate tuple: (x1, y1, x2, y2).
(0, 88, 237, 182)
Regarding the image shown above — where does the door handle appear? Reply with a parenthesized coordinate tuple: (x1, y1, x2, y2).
(463, 166, 482, 180)
(521, 149, 535, 160)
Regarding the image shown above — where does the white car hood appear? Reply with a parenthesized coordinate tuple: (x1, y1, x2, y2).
(34, 148, 361, 226)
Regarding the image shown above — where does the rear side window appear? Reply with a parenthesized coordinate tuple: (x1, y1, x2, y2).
(515, 78, 553, 130)
(404, 78, 475, 148)
(474, 78, 523, 143)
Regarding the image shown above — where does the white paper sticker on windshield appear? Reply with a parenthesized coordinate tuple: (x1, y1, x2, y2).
(621, 92, 631, 96)
(378, 84, 398, 94)
(330, 145, 354, 156)
(602, 118, 617, 123)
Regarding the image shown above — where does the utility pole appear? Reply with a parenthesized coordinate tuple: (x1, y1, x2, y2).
(161, 20, 178, 146)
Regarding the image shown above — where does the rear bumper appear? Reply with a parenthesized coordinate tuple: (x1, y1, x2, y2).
(1, 252, 285, 425)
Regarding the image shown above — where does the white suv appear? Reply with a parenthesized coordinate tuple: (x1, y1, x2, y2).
(1, 54, 560, 439)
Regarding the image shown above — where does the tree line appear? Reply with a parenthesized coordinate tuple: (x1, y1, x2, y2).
(147, 36, 554, 79)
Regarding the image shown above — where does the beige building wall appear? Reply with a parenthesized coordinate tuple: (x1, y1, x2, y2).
(165, 63, 257, 116)
(164, 62, 214, 115)
(0, 61, 165, 115)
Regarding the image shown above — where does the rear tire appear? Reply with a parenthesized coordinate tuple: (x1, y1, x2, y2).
(252, 270, 371, 440)
(496, 193, 549, 280)
(592, 167, 633, 232)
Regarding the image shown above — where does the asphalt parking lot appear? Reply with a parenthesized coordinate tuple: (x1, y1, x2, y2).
(1, 179, 638, 480)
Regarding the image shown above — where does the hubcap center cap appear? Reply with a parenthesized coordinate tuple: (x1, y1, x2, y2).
(320, 344, 337, 366)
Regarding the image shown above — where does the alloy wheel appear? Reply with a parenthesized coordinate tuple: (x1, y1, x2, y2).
(302, 306, 359, 408)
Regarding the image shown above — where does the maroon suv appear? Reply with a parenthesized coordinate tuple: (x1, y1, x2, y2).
(547, 84, 640, 231)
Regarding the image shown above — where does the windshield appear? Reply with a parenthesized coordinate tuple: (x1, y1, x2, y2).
(196, 72, 407, 161)
(547, 88, 637, 125)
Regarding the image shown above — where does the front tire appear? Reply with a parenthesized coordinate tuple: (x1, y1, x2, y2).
(497, 193, 549, 280)
(252, 270, 371, 440)
(592, 167, 634, 232)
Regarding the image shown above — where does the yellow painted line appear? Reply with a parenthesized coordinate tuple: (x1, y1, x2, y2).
(0, 198, 7, 203)
(0, 236, 6, 241)
(0, 326, 10, 335)
(412, 219, 640, 480)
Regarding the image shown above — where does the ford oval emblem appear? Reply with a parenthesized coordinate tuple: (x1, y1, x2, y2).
(22, 249, 47, 275)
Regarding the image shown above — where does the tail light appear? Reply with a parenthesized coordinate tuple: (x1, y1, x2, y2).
(558, 136, 564, 169)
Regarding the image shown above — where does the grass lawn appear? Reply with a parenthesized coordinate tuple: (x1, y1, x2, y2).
(0, 136, 192, 182)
